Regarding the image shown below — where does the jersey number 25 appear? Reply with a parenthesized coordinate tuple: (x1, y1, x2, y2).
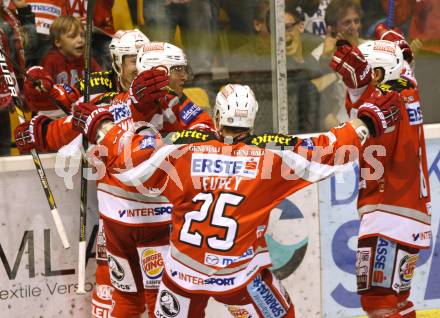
(179, 192, 244, 251)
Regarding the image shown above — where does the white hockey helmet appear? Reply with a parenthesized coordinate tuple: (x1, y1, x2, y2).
(358, 40, 404, 83)
(136, 42, 187, 73)
(109, 29, 150, 75)
(214, 84, 259, 129)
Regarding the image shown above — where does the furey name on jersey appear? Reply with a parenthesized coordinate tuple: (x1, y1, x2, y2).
(191, 153, 259, 191)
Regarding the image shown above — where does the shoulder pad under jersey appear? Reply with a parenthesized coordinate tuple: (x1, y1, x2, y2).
(76, 69, 118, 95)
(245, 133, 297, 149)
(164, 130, 217, 144)
(379, 77, 414, 94)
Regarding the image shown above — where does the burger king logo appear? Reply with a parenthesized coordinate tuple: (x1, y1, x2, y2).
(399, 254, 418, 283)
(227, 305, 251, 318)
(142, 248, 164, 280)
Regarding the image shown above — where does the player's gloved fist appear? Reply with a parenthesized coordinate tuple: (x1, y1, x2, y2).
(330, 40, 372, 89)
(129, 69, 169, 112)
(374, 23, 413, 63)
(357, 92, 401, 137)
(25, 66, 54, 92)
(72, 103, 114, 144)
(14, 115, 51, 153)
(24, 66, 79, 112)
(48, 84, 80, 112)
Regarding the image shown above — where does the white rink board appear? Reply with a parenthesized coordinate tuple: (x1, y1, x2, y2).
(0, 165, 99, 317)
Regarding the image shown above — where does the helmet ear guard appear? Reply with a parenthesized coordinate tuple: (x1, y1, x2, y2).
(213, 84, 259, 130)
(109, 29, 150, 75)
(358, 40, 404, 83)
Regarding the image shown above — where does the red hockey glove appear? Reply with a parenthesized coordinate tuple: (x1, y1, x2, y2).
(129, 69, 169, 113)
(14, 115, 51, 153)
(72, 102, 113, 144)
(24, 66, 79, 112)
(374, 23, 413, 63)
(330, 40, 372, 89)
(49, 84, 80, 112)
(357, 91, 401, 137)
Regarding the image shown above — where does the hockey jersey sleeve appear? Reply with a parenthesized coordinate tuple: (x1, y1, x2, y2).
(99, 122, 362, 200)
(257, 123, 362, 203)
(161, 92, 214, 131)
(43, 115, 80, 151)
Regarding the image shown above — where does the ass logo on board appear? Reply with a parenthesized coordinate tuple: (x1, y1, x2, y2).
(108, 255, 125, 281)
(159, 290, 180, 317)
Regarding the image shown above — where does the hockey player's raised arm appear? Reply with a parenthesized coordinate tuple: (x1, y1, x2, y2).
(62, 81, 402, 184)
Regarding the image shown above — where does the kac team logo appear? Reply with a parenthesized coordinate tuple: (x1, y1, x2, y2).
(142, 248, 164, 280)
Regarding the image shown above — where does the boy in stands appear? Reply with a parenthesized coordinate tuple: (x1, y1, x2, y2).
(41, 15, 101, 86)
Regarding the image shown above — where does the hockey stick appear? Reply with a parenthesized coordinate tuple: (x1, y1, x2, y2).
(0, 45, 70, 249)
(76, 0, 96, 295)
(386, 0, 395, 28)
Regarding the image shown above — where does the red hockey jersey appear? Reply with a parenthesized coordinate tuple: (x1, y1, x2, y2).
(345, 79, 431, 248)
(42, 90, 214, 226)
(100, 123, 361, 293)
(41, 49, 101, 86)
(26, 0, 68, 35)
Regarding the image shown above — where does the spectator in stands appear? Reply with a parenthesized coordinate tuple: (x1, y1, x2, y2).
(68, 0, 115, 69)
(299, 0, 329, 37)
(141, 0, 217, 77)
(0, 0, 36, 155)
(41, 16, 101, 86)
(409, 0, 440, 54)
(361, 0, 387, 37)
(22, 0, 67, 67)
(311, 0, 365, 130)
(227, 0, 325, 133)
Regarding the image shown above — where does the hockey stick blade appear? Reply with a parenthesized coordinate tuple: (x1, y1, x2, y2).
(76, 240, 87, 294)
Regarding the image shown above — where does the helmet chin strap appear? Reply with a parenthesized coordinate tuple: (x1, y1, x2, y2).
(119, 77, 129, 92)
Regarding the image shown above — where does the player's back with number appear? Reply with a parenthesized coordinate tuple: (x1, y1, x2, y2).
(110, 121, 362, 293)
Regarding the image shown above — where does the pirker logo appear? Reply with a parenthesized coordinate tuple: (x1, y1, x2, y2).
(79, 75, 113, 91)
(251, 134, 292, 147)
(170, 130, 210, 142)
(142, 249, 164, 279)
(108, 255, 125, 281)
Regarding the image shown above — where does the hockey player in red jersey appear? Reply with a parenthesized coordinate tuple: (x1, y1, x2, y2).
(18, 28, 151, 318)
(69, 80, 401, 317)
(15, 37, 214, 318)
(330, 38, 431, 318)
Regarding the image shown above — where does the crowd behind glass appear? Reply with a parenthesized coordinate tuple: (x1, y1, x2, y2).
(1, 0, 439, 156)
